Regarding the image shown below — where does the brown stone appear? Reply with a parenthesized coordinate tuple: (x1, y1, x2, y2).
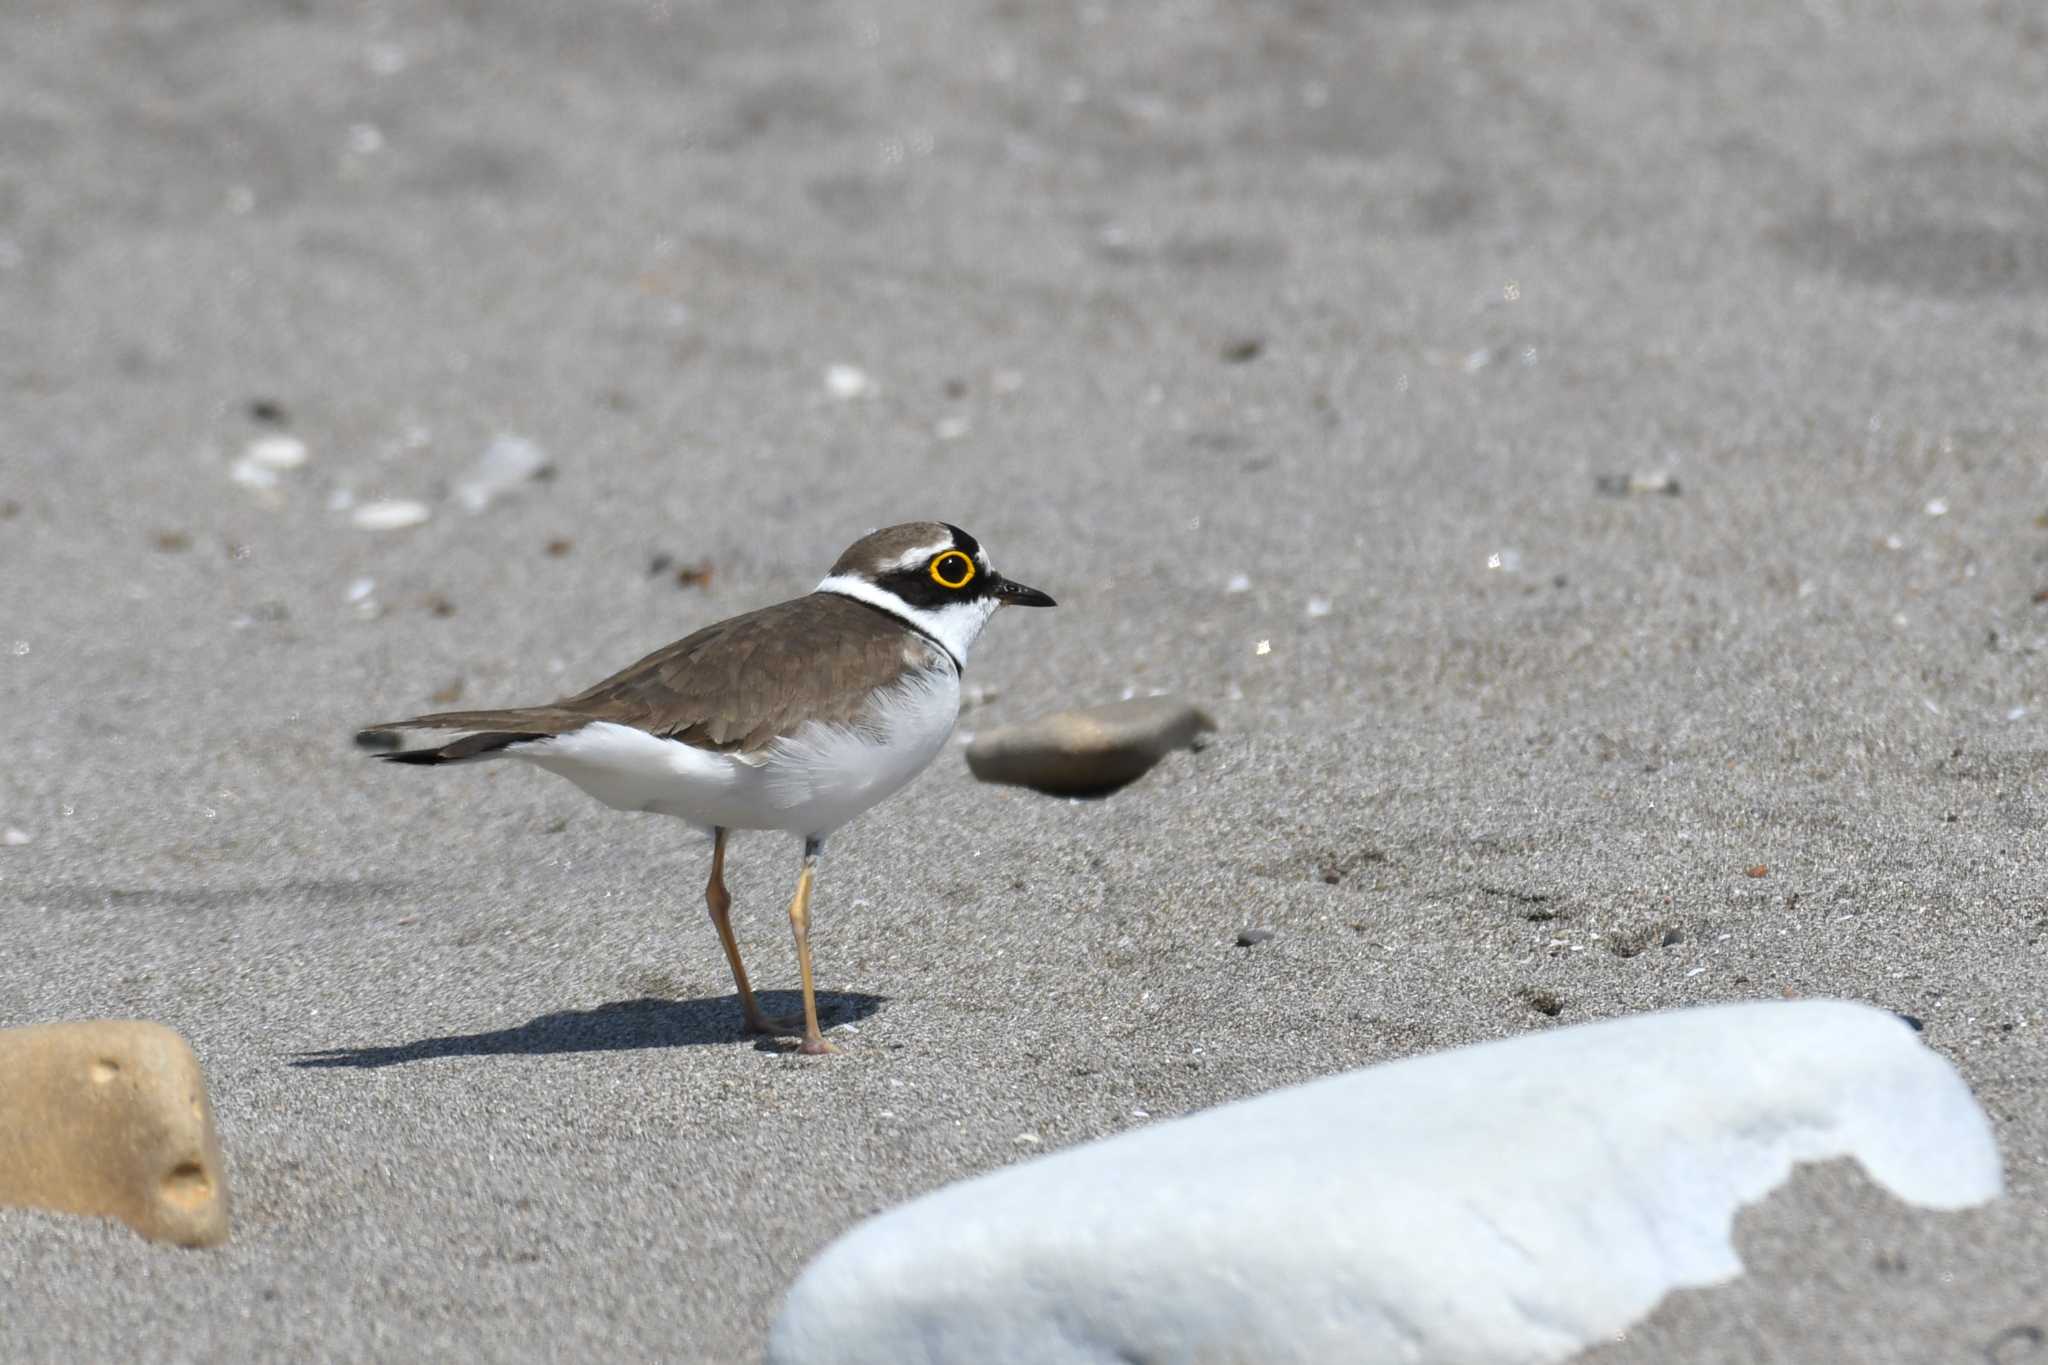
(965, 697, 1217, 795)
(0, 1020, 230, 1247)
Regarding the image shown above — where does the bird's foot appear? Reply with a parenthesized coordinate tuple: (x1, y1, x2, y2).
(798, 1035, 839, 1056)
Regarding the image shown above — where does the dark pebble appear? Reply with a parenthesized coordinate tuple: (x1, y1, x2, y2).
(1235, 928, 1275, 947)
(247, 398, 289, 425)
(1221, 337, 1264, 363)
(649, 553, 675, 576)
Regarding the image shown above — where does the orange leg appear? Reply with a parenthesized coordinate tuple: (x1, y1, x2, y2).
(786, 839, 834, 1055)
(704, 828, 791, 1035)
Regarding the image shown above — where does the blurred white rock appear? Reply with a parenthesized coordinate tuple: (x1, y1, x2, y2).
(244, 434, 308, 470)
(824, 364, 875, 400)
(768, 1000, 2001, 1365)
(351, 500, 431, 531)
(454, 435, 548, 513)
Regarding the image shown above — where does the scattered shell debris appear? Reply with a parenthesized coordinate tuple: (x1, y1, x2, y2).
(454, 435, 549, 513)
(1225, 574, 1251, 594)
(824, 364, 876, 400)
(351, 500, 431, 531)
(1254, 640, 1271, 656)
(1305, 596, 1332, 618)
(965, 697, 1216, 796)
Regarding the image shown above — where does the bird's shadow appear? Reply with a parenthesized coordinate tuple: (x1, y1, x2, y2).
(287, 991, 886, 1069)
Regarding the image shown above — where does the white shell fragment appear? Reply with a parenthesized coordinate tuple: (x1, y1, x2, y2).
(823, 363, 876, 400)
(350, 500, 431, 531)
(768, 1001, 2001, 1365)
(453, 434, 548, 513)
(244, 434, 308, 470)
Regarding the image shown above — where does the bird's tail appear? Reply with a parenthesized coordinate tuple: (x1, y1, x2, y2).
(355, 705, 589, 766)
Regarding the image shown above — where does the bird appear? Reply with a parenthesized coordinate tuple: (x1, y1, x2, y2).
(359, 522, 1056, 1055)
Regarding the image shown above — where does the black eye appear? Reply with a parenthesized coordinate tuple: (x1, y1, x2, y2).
(930, 551, 976, 589)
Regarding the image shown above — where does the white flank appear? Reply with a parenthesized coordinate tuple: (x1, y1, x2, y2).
(511, 666, 960, 838)
(768, 1000, 2003, 1365)
(815, 574, 999, 667)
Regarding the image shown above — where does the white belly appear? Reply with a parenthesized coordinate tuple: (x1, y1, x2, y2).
(512, 667, 961, 839)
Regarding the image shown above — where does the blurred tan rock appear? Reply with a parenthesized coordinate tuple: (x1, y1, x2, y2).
(0, 1020, 230, 1247)
(965, 697, 1216, 795)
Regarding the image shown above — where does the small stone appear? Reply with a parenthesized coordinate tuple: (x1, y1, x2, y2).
(545, 537, 574, 557)
(934, 415, 973, 442)
(649, 553, 675, 576)
(244, 434, 308, 470)
(154, 531, 192, 553)
(1595, 470, 1681, 497)
(1305, 596, 1332, 618)
(965, 698, 1217, 796)
(824, 364, 876, 400)
(1746, 865, 1769, 878)
(2, 828, 30, 847)
(346, 577, 376, 604)
(351, 499, 431, 531)
(674, 560, 715, 590)
(228, 456, 279, 491)
(424, 593, 457, 618)
(1225, 574, 1251, 594)
(1221, 337, 1264, 363)
(0, 1020, 230, 1247)
(1236, 928, 1275, 947)
(454, 435, 549, 513)
(247, 398, 289, 425)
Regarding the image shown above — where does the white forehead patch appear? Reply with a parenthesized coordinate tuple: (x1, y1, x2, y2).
(888, 540, 960, 573)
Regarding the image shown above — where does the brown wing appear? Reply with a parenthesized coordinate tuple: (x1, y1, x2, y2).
(364, 593, 940, 754)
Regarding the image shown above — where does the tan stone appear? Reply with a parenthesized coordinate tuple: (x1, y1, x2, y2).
(0, 1020, 230, 1247)
(965, 697, 1217, 795)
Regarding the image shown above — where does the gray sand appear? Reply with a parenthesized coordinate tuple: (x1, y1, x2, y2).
(3, 1, 2044, 1360)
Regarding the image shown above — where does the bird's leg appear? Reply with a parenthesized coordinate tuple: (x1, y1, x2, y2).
(704, 827, 794, 1035)
(785, 836, 835, 1055)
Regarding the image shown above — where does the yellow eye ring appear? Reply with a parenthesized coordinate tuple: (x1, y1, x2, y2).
(930, 550, 976, 589)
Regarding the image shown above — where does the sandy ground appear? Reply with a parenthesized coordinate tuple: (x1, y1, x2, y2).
(3, 0, 2047, 1360)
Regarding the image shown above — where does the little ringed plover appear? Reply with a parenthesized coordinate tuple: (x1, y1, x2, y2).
(360, 522, 1055, 1055)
